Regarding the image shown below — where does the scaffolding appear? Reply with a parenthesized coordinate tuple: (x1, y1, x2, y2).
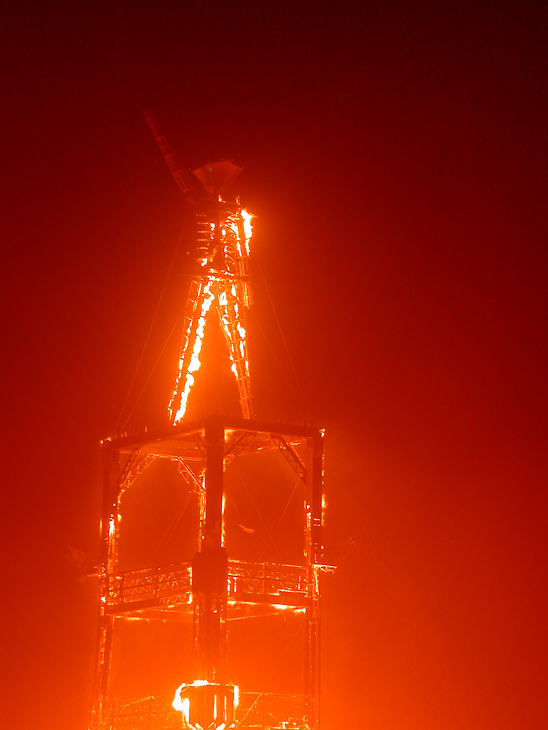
(89, 419, 326, 730)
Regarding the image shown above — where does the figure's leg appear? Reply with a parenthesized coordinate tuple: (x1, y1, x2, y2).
(216, 281, 253, 419)
(169, 277, 215, 424)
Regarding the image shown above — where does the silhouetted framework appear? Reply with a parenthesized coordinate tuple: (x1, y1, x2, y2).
(89, 116, 330, 730)
(144, 110, 254, 425)
(90, 418, 326, 730)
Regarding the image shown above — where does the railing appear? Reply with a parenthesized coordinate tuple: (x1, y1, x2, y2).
(228, 560, 309, 605)
(100, 695, 179, 729)
(106, 560, 311, 615)
(106, 564, 192, 614)
(236, 692, 309, 729)
(99, 692, 310, 730)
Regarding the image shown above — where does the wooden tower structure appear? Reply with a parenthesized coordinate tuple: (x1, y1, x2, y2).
(89, 115, 328, 730)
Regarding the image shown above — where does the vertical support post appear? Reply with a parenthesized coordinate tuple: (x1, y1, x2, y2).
(204, 418, 225, 543)
(305, 429, 324, 730)
(90, 442, 119, 728)
(310, 429, 324, 565)
(192, 418, 228, 684)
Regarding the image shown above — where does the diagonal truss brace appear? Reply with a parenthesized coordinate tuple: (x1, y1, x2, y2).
(269, 435, 307, 482)
(118, 452, 157, 498)
(170, 455, 204, 494)
(223, 431, 258, 468)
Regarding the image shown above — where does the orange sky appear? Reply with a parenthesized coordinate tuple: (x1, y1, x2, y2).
(2, 2, 547, 729)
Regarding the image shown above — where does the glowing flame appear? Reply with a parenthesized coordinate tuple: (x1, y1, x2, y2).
(241, 210, 253, 250)
(222, 494, 226, 547)
(171, 282, 215, 424)
(173, 684, 191, 719)
(169, 205, 254, 424)
(173, 681, 239, 730)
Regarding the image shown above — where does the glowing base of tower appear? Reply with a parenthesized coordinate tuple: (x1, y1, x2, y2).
(173, 680, 239, 730)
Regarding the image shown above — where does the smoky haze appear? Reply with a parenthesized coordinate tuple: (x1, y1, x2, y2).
(2, 3, 547, 730)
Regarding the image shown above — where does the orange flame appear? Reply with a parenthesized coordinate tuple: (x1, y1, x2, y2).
(170, 208, 253, 424)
